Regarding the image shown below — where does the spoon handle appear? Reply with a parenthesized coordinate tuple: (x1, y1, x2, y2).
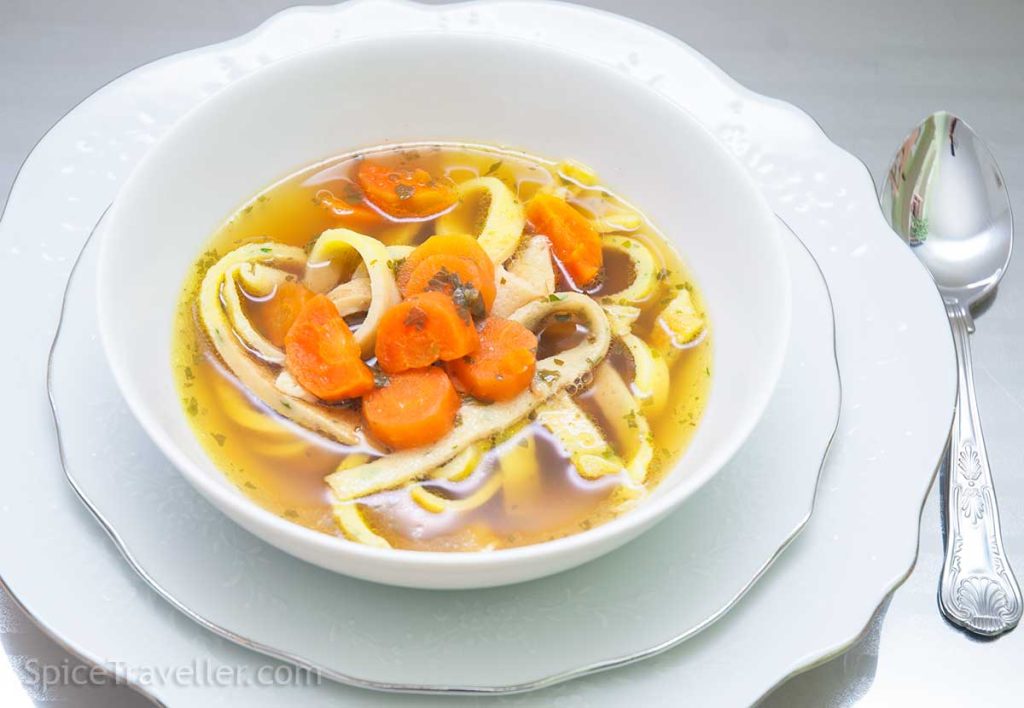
(940, 303, 1022, 636)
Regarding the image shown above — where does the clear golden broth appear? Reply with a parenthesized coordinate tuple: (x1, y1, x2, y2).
(172, 143, 711, 552)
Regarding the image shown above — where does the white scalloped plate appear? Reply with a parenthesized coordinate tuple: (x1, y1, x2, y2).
(50, 215, 836, 691)
(0, 1, 955, 705)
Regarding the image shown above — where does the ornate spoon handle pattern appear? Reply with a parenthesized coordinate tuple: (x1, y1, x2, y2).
(939, 302, 1022, 636)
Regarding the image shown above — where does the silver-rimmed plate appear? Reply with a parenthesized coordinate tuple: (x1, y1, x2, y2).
(48, 215, 837, 692)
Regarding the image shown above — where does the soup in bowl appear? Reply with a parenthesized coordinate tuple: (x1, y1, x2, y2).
(98, 34, 789, 588)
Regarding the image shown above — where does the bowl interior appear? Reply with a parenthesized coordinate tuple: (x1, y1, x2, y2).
(97, 33, 789, 568)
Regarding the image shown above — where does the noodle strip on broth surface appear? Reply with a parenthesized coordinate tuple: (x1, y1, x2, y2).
(436, 176, 526, 263)
(303, 228, 402, 357)
(198, 242, 363, 445)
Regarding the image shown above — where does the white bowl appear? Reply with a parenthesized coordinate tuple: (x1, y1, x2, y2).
(97, 33, 789, 589)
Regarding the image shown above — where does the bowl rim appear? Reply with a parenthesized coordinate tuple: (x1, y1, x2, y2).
(96, 30, 791, 576)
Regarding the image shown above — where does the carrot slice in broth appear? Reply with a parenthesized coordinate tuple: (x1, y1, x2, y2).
(448, 317, 538, 402)
(402, 253, 495, 313)
(362, 367, 461, 449)
(356, 161, 457, 219)
(375, 292, 479, 374)
(284, 295, 375, 401)
(526, 193, 603, 286)
(250, 280, 314, 349)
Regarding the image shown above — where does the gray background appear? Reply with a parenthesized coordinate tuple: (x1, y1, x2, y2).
(2, 0, 1023, 705)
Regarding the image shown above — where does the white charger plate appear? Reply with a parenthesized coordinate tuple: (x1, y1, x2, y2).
(0, 1, 956, 704)
(49, 216, 836, 692)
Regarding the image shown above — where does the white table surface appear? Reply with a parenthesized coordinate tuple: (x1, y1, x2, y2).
(2, 0, 1023, 705)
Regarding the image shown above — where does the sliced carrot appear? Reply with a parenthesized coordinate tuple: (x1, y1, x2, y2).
(284, 294, 375, 401)
(362, 367, 461, 449)
(356, 161, 457, 219)
(448, 317, 538, 402)
(375, 291, 479, 374)
(402, 254, 495, 313)
(526, 193, 603, 286)
(314, 186, 388, 232)
(250, 280, 314, 348)
(398, 233, 495, 298)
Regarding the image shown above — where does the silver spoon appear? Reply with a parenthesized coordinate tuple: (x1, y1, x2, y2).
(882, 111, 1021, 636)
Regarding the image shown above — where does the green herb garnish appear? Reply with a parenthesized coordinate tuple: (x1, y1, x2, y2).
(624, 410, 639, 429)
(426, 267, 485, 322)
(404, 305, 427, 330)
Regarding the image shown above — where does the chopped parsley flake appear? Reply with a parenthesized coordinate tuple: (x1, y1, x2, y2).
(426, 267, 485, 322)
(404, 306, 427, 330)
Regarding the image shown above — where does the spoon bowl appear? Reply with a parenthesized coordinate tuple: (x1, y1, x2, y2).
(882, 111, 1012, 308)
